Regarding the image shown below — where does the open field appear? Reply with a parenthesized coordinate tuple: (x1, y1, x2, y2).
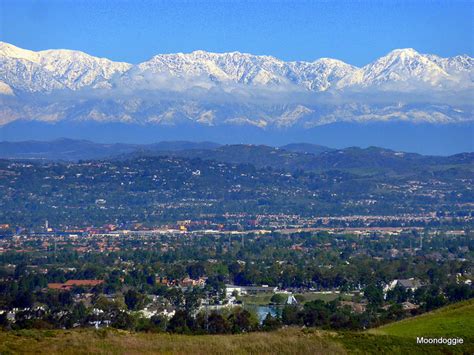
(298, 292, 352, 303)
(236, 294, 273, 305)
(237, 291, 347, 305)
(0, 300, 472, 354)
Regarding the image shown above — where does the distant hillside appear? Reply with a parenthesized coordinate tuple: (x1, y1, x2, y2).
(1, 139, 473, 178)
(280, 143, 334, 155)
(0, 139, 220, 161)
(150, 145, 473, 176)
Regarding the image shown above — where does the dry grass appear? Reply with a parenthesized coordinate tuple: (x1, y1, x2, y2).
(0, 328, 346, 355)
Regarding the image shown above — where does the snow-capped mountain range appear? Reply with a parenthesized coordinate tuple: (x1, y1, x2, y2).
(0, 41, 472, 128)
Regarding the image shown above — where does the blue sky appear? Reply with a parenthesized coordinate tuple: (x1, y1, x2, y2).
(0, 0, 473, 66)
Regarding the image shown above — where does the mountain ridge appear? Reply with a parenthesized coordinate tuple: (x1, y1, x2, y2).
(2, 42, 472, 94)
(0, 42, 473, 132)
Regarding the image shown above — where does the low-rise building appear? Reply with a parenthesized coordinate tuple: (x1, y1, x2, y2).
(225, 284, 278, 297)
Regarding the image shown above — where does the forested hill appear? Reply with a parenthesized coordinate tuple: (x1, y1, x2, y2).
(139, 145, 473, 175)
(0, 139, 472, 176)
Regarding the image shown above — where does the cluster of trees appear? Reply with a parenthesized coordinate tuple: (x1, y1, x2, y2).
(0, 300, 260, 334)
(1, 279, 472, 334)
(166, 308, 259, 334)
(281, 300, 364, 330)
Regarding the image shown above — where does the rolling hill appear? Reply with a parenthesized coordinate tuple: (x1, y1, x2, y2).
(1, 139, 472, 178)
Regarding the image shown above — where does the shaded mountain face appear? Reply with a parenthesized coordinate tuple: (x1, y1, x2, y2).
(0, 42, 473, 130)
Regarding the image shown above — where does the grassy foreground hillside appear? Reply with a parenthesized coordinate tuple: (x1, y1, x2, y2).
(0, 300, 472, 354)
(0, 328, 345, 354)
(371, 298, 474, 338)
(341, 299, 474, 354)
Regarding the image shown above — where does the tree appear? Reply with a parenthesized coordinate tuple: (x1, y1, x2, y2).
(302, 300, 330, 327)
(186, 263, 206, 279)
(262, 313, 282, 331)
(58, 291, 73, 307)
(149, 315, 168, 332)
(228, 308, 258, 333)
(14, 262, 27, 279)
(0, 312, 8, 329)
(444, 284, 472, 302)
(94, 294, 126, 313)
(168, 310, 193, 333)
(111, 311, 136, 330)
(69, 302, 88, 327)
(282, 305, 301, 325)
(329, 308, 358, 329)
(383, 303, 404, 322)
(13, 291, 34, 308)
(124, 289, 145, 311)
(386, 285, 408, 303)
(207, 312, 230, 334)
(184, 289, 202, 313)
(364, 284, 383, 307)
(270, 293, 287, 304)
(166, 288, 184, 308)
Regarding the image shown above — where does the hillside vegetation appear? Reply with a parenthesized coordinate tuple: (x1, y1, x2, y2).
(371, 298, 474, 338)
(0, 300, 472, 354)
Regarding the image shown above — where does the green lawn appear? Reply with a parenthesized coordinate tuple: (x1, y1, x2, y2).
(297, 292, 351, 303)
(237, 293, 273, 305)
(237, 291, 347, 305)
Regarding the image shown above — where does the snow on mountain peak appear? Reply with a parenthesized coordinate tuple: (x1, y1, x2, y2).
(0, 42, 132, 92)
(0, 42, 472, 128)
(387, 48, 420, 57)
(334, 48, 470, 90)
(1, 42, 471, 94)
(0, 41, 40, 62)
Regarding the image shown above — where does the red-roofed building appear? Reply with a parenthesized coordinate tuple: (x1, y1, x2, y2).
(47, 279, 104, 291)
